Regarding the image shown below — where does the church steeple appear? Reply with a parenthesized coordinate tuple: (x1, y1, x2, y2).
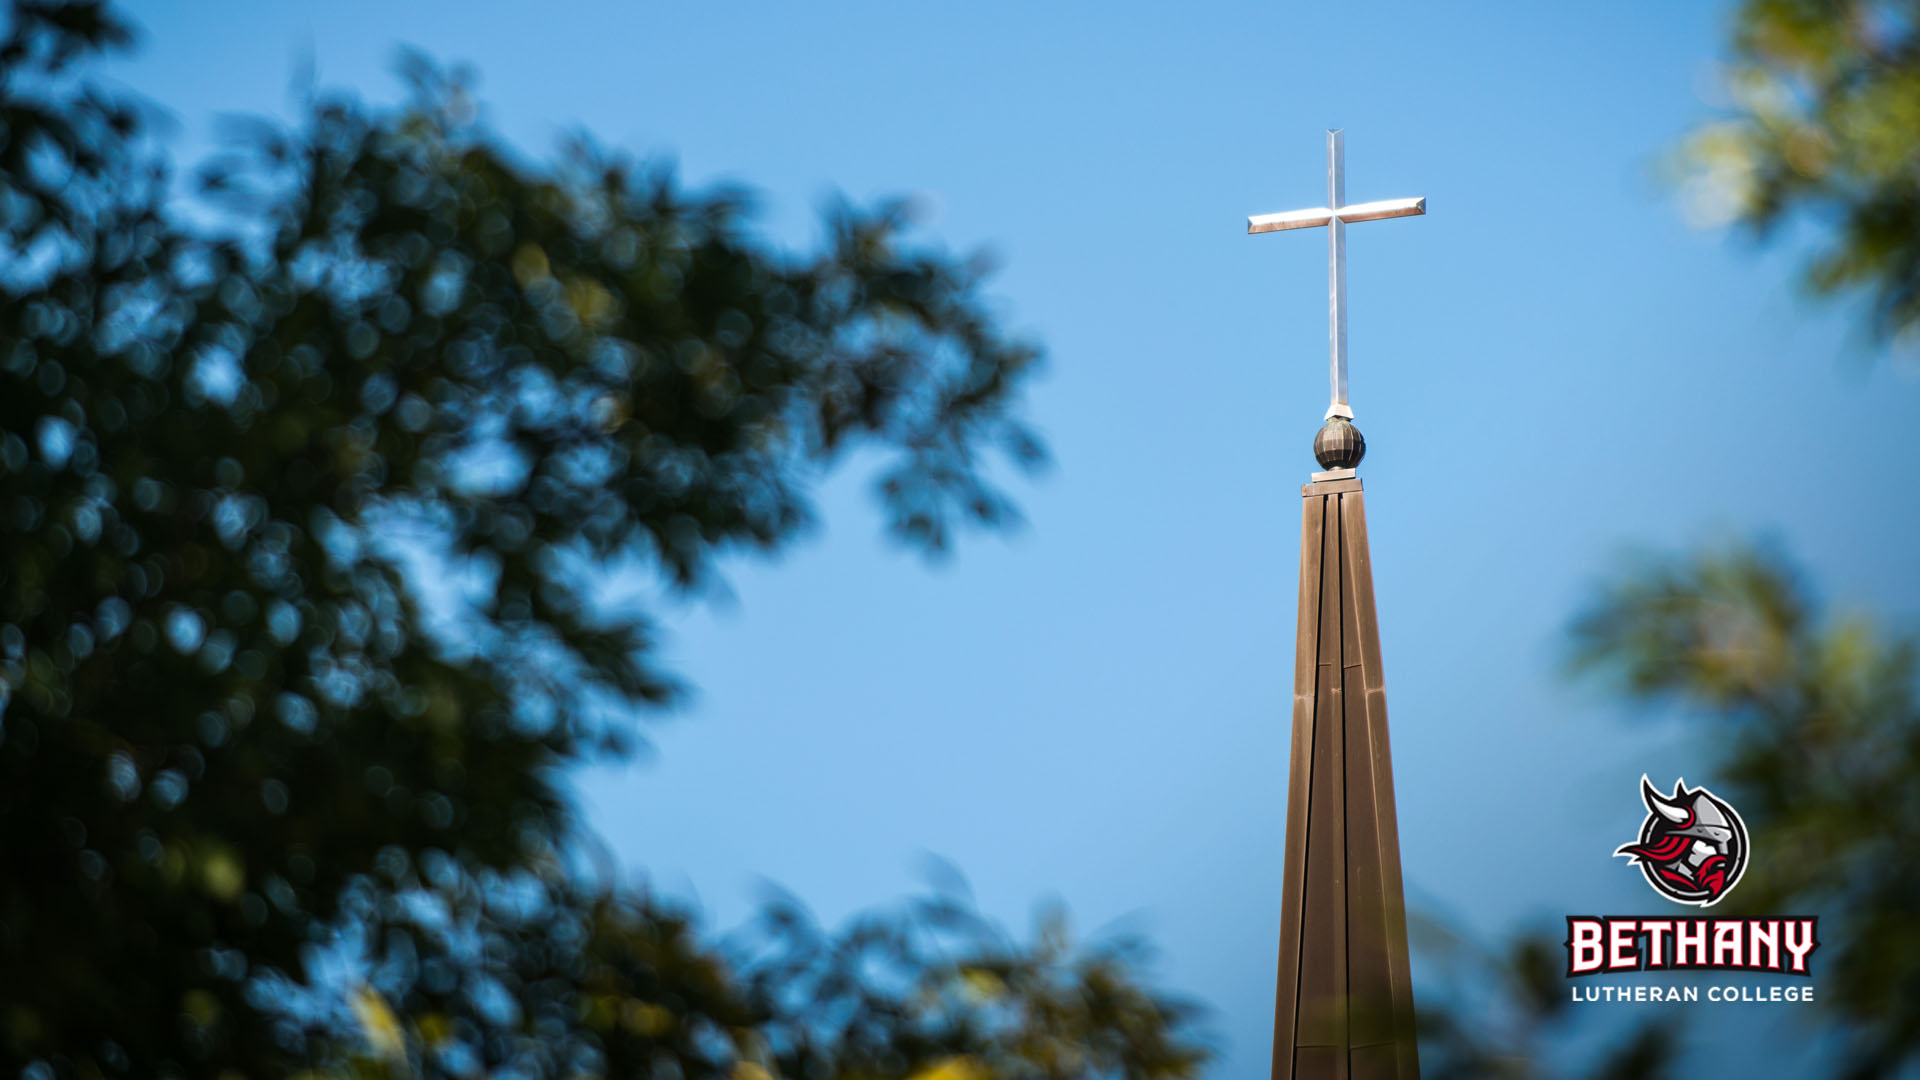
(1245, 132, 1423, 1080)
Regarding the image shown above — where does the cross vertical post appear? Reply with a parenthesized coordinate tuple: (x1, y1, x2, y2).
(1326, 130, 1349, 420)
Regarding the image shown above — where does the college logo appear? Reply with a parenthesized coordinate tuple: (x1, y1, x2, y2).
(1563, 775, 1815, 992)
(1614, 776, 1748, 906)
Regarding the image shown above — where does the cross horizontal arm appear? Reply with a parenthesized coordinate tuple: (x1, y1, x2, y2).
(1247, 196, 1427, 235)
(1246, 207, 1337, 234)
(1333, 196, 1426, 225)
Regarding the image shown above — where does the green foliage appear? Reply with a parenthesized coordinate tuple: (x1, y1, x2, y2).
(324, 876, 1206, 1080)
(1572, 543, 1920, 1079)
(1412, 914, 1677, 1080)
(1686, 0, 1920, 345)
(736, 895, 1207, 1080)
(0, 3, 1204, 1077)
(1418, 541, 1920, 1080)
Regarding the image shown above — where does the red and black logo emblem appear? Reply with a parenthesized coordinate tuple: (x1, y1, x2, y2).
(1614, 776, 1749, 907)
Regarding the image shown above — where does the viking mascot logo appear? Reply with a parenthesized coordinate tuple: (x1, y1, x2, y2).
(1615, 777, 1749, 906)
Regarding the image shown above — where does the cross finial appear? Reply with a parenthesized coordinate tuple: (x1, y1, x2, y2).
(1248, 130, 1425, 438)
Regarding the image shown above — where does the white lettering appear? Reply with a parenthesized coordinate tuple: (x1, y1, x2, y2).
(1609, 920, 1639, 971)
(1675, 919, 1708, 966)
(1712, 921, 1744, 967)
(1569, 919, 1604, 975)
(1642, 920, 1672, 967)
(1783, 920, 1818, 974)
(1750, 919, 1779, 971)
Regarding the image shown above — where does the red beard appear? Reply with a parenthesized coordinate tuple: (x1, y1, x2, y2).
(1694, 854, 1728, 899)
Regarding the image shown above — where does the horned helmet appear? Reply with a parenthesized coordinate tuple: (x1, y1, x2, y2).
(1643, 778, 1735, 848)
(1614, 776, 1749, 906)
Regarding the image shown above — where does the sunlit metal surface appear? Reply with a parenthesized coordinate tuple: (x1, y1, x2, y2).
(1247, 130, 1425, 421)
(1247, 197, 1425, 234)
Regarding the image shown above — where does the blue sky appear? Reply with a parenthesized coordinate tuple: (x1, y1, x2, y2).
(122, 2, 1919, 1075)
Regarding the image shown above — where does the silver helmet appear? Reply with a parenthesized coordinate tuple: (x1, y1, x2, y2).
(1642, 778, 1735, 845)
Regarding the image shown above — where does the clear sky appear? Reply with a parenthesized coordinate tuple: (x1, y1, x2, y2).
(119, 2, 1919, 1075)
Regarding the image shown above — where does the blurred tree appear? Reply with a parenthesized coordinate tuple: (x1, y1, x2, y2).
(1686, 0, 1920, 347)
(0, 3, 1205, 1077)
(1554, 0, 1920, 1074)
(1426, 3, 1920, 1073)
(1410, 542, 1920, 1080)
(1571, 543, 1919, 1079)
(1412, 914, 1676, 1080)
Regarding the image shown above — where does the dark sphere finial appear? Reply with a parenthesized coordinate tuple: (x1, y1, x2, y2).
(1313, 417, 1365, 470)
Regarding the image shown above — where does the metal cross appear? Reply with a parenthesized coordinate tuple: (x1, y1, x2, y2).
(1248, 130, 1424, 421)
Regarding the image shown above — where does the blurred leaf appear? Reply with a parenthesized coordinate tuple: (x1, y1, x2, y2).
(1679, 0, 1920, 349)
(0, 6, 1205, 1080)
